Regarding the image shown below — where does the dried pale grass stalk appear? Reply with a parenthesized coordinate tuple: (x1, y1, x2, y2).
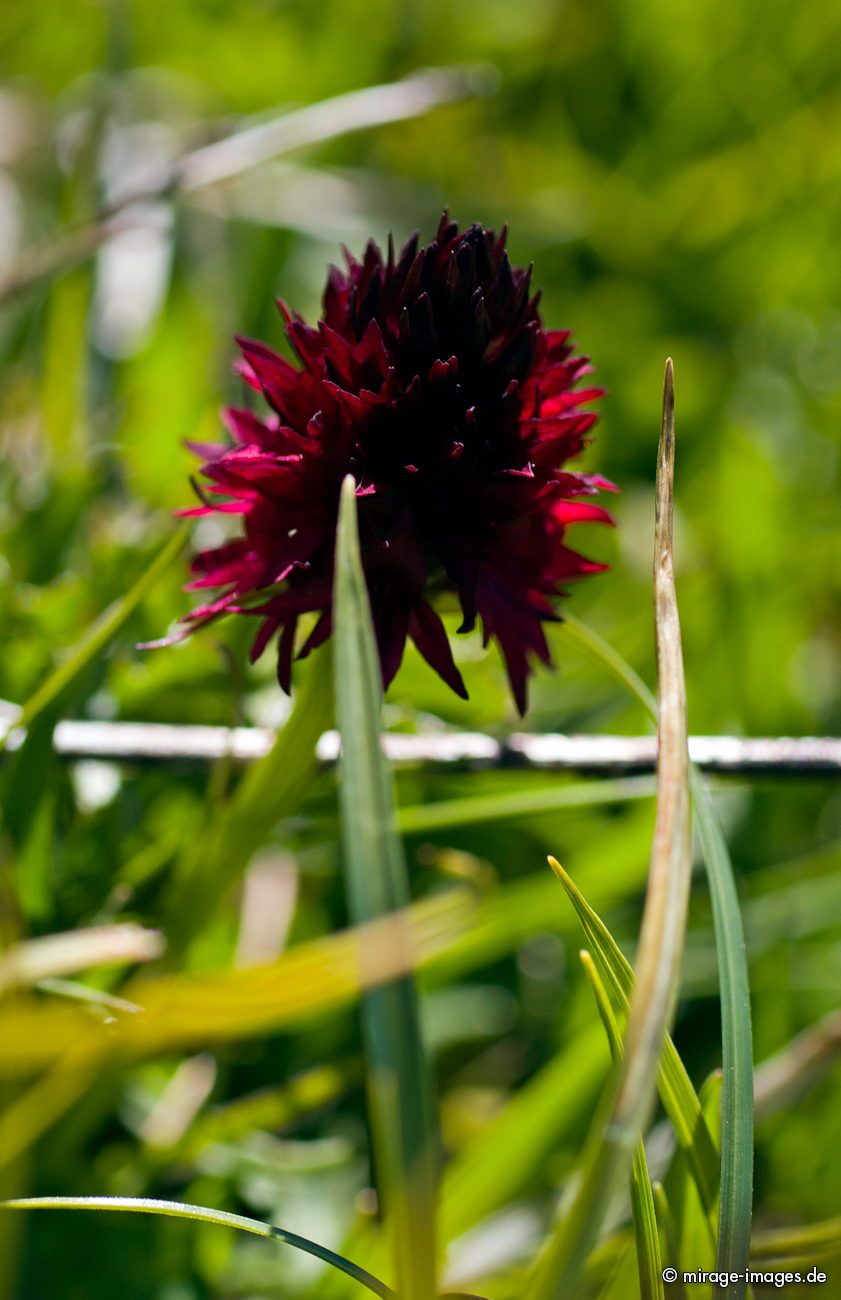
(0, 924, 163, 994)
(610, 357, 691, 1145)
(526, 359, 691, 1300)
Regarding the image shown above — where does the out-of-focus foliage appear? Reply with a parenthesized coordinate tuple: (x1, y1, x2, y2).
(0, 0, 839, 1297)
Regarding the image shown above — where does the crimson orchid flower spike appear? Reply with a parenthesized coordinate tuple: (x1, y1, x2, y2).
(176, 215, 616, 713)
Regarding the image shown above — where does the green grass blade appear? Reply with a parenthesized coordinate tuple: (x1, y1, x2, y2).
(397, 776, 655, 835)
(690, 767, 754, 1297)
(548, 856, 719, 1227)
(579, 951, 665, 1300)
(333, 476, 438, 1300)
(0, 1196, 396, 1298)
(0, 525, 189, 753)
(526, 359, 692, 1300)
(560, 610, 657, 719)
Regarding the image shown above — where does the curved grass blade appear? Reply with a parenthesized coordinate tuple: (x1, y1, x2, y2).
(0, 892, 473, 1180)
(333, 476, 438, 1300)
(526, 359, 691, 1300)
(548, 856, 719, 1229)
(561, 611, 657, 719)
(579, 951, 665, 1300)
(0, 890, 476, 1083)
(554, 370, 754, 1297)
(0, 525, 189, 754)
(0, 1196, 396, 1298)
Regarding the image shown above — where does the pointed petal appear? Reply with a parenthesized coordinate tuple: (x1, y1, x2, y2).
(408, 600, 468, 699)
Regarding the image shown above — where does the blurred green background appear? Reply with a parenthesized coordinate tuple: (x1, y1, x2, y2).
(0, 1, 839, 1297)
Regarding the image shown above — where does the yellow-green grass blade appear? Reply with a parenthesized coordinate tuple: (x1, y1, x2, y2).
(580, 951, 664, 1300)
(751, 1216, 841, 1264)
(0, 809, 657, 1066)
(594, 1239, 639, 1300)
(0, 891, 475, 1078)
(0, 890, 474, 1175)
(0, 1197, 395, 1298)
(562, 652, 754, 1300)
(333, 476, 438, 1300)
(526, 359, 692, 1300)
(0, 830, 659, 1083)
(699, 1070, 723, 1152)
(0, 525, 188, 754)
(548, 856, 719, 1229)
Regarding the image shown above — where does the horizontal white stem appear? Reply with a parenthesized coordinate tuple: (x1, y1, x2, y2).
(0, 711, 837, 774)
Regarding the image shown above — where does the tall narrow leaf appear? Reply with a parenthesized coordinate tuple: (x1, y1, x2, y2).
(333, 476, 438, 1300)
(526, 358, 691, 1300)
(556, 375, 754, 1295)
(690, 768, 754, 1296)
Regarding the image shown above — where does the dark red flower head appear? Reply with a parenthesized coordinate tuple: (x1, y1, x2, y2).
(180, 215, 615, 712)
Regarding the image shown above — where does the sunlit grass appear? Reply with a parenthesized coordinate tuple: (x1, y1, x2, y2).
(0, 7, 838, 1298)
